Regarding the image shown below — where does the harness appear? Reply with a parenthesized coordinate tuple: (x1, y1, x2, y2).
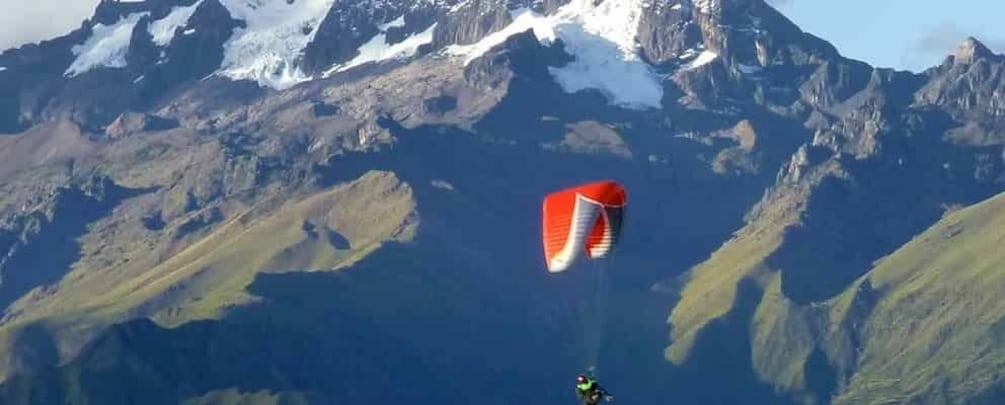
(577, 380, 596, 392)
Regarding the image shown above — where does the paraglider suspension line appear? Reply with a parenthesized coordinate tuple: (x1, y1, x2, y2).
(584, 257, 612, 372)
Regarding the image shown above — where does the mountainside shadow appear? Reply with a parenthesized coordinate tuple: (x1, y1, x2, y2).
(0, 178, 152, 310)
(665, 278, 794, 405)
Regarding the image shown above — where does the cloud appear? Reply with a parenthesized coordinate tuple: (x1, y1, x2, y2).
(0, 0, 100, 52)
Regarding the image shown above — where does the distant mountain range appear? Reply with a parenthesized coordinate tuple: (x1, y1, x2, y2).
(1, 0, 1004, 403)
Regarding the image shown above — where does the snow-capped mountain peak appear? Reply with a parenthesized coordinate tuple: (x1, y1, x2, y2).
(30, 0, 818, 115)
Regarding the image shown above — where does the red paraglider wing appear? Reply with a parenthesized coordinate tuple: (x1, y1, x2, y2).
(585, 205, 623, 259)
(542, 181, 627, 272)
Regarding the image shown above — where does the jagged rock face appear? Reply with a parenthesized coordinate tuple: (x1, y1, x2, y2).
(952, 36, 997, 65)
(433, 0, 515, 47)
(636, 0, 835, 68)
(0, 79, 22, 134)
(91, 0, 151, 25)
(797, 60, 872, 109)
(637, 1, 704, 65)
(302, 0, 431, 73)
(0, 25, 88, 133)
(463, 29, 571, 86)
(135, 0, 243, 99)
(916, 41, 1005, 145)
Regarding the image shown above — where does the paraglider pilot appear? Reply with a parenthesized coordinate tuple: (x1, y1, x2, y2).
(575, 374, 613, 404)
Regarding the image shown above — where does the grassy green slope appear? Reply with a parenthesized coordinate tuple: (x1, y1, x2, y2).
(668, 184, 1005, 403)
(0, 171, 418, 377)
(833, 191, 1005, 403)
(666, 160, 831, 367)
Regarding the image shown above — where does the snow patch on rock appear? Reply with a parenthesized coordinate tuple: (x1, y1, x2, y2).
(65, 12, 149, 77)
(325, 21, 438, 75)
(149, 0, 203, 46)
(216, 0, 334, 90)
(445, 0, 664, 110)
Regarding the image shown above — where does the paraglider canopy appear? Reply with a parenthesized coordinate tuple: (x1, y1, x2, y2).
(542, 180, 627, 272)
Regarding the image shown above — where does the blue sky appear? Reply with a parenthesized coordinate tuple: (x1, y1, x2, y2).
(772, 0, 1005, 72)
(1, 0, 1003, 72)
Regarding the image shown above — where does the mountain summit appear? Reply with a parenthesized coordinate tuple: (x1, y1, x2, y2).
(0, 0, 842, 131)
(1, 1, 1005, 404)
(953, 36, 997, 65)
